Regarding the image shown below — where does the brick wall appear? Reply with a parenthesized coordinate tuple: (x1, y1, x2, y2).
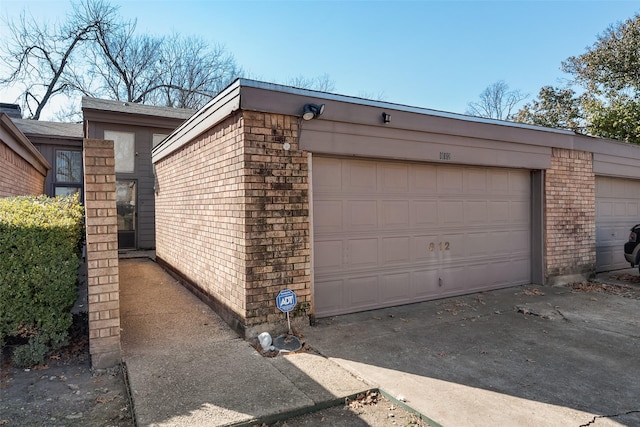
(0, 140, 46, 197)
(155, 111, 311, 337)
(155, 113, 248, 331)
(545, 148, 596, 282)
(83, 139, 121, 368)
(243, 112, 311, 334)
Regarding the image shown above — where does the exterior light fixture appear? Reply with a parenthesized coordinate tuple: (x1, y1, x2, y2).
(302, 103, 325, 120)
(382, 112, 391, 124)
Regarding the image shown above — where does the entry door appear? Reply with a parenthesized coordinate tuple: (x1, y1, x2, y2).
(116, 180, 137, 249)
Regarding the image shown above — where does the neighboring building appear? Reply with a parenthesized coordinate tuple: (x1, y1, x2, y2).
(13, 119, 84, 199)
(82, 97, 194, 249)
(0, 103, 22, 119)
(152, 79, 640, 337)
(0, 113, 50, 197)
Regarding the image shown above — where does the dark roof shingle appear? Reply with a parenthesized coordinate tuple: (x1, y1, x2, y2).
(82, 97, 195, 120)
(13, 119, 83, 139)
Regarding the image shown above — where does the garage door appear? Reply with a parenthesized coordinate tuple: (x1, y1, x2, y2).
(312, 157, 531, 317)
(596, 176, 640, 272)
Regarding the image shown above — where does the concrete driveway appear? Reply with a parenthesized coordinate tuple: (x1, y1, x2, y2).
(302, 278, 640, 427)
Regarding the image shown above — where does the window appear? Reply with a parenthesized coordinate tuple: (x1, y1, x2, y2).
(104, 130, 135, 173)
(152, 133, 168, 149)
(54, 149, 82, 197)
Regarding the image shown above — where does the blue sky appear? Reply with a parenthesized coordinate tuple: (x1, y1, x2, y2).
(1, 0, 639, 120)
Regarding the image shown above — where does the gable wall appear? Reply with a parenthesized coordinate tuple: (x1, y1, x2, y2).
(0, 139, 46, 197)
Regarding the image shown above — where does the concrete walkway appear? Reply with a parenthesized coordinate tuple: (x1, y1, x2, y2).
(120, 257, 640, 426)
(119, 258, 371, 427)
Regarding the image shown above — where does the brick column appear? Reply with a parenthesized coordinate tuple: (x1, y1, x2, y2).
(545, 147, 596, 283)
(243, 112, 311, 335)
(83, 139, 121, 368)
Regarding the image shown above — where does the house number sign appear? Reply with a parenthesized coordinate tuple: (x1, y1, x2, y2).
(429, 242, 451, 252)
(439, 152, 451, 161)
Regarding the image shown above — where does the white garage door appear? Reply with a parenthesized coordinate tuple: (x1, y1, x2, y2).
(312, 157, 531, 317)
(596, 176, 640, 272)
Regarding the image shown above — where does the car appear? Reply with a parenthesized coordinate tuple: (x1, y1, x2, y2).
(623, 224, 640, 271)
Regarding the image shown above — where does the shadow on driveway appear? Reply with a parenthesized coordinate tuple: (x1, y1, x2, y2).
(302, 278, 640, 427)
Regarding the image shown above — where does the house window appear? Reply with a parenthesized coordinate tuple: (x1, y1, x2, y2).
(54, 150, 82, 197)
(152, 133, 168, 149)
(104, 130, 135, 173)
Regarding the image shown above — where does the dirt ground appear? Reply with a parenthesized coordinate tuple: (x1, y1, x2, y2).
(2, 275, 638, 427)
(0, 314, 133, 427)
(265, 392, 431, 426)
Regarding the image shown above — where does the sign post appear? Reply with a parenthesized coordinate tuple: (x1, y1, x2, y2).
(276, 289, 297, 334)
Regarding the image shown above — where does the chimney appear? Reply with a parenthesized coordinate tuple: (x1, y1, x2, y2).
(0, 103, 22, 119)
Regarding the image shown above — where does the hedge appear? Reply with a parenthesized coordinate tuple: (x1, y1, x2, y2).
(0, 194, 84, 365)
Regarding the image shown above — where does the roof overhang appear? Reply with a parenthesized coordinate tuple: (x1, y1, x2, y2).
(152, 78, 640, 172)
(0, 114, 51, 176)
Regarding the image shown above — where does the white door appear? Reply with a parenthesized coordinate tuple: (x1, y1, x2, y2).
(312, 157, 531, 317)
(596, 176, 640, 272)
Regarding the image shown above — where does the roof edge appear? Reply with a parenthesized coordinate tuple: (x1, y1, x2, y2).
(0, 114, 51, 175)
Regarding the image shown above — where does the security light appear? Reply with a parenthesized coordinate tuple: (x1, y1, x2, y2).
(302, 103, 325, 120)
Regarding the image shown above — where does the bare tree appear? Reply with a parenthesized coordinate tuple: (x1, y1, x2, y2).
(285, 74, 336, 92)
(0, 0, 118, 119)
(466, 80, 528, 120)
(150, 34, 243, 109)
(90, 19, 164, 103)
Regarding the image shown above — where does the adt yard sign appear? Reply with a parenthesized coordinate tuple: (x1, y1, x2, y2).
(276, 289, 297, 313)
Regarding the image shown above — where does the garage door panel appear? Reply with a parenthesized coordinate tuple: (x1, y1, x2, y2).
(439, 201, 464, 225)
(596, 176, 640, 272)
(382, 237, 410, 264)
(413, 201, 438, 226)
(614, 202, 628, 216)
(508, 229, 530, 253)
(489, 170, 510, 193)
(314, 279, 344, 315)
(348, 238, 378, 267)
(314, 240, 344, 270)
(510, 201, 530, 222)
(438, 266, 467, 291)
(345, 161, 377, 192)
(411, 269, 440, 298)
(466, 264, 491, 288)
(465, 169, 487, 193)
(314, 157, 531, 317)
(314, 200, 343, 232)
(347, 276, 379, 307)
(347, 200, 377, 229)
(465, 201, 488, 224)
(597, 202, 612, 217)
(411, 166, 437, 192)
(438, 168, 463, 193)
(381, 272, 411, 302)
(312, 157, 343, 192)
(467, 232, 490, 256)
(381, 200, 410, 227)
(413, 235, 440, 261)
(489, 201, 510, 222)
(509, 172, 530, 193)
(381, 164, 409, 192)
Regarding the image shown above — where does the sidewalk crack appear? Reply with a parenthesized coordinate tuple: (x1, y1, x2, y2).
(579, 409, 640, 426)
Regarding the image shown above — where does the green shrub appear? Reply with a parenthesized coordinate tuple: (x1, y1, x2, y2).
(0, 194, 84, 362)
(12, 335, 49, 368)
